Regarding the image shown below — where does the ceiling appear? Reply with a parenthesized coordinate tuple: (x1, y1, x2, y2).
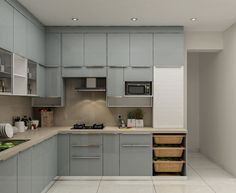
(18, 0, 236, 31)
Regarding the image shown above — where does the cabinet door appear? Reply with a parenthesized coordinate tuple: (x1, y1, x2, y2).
(0, 0, 13, 51)
(45, 33, 61, 66)
(62, 33, 84, 67)
(103, 134, 120, 176)
(18, 148, 32, 193)
(107, 67, 124, 97)
(58, 134, 70, 176)
(84, 33, 106, 67)
(154, 33, 184, 67)
(107, 33, 129, 67)
(45, 67, 61, 97)
(120, 134, 152, 176)
(14, 10, 27, 57)
(0, 156, 17, 193)
(124, 67, 153, 81)
(130, 33, 153, 67)
(49, 136, 57, 181)
(37, 64, 45, 97)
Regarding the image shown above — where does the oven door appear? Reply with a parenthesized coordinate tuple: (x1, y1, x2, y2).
(126, 84, 146, 95)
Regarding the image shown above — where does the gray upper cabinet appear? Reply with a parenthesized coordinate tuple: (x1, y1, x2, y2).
(154, 33, 185, 67)
(18, 148, 32, 193)
(103, 134, 120, 176)
(0, 156, 17, 193)
(45, 67, 62, 97)
(45, 33, 61, 66)
(37, 64, 45, 97)
(107, 33, 129, 67)
(130, 33, 153, 67)
(84, 33, 106, 67)
(62, 33, 84, 67)
(120, 134, 152, 176)
(58, 134, 70, 176)
(124, 67, 153, 81)
(13, 10, 27, 57)
(0, 0, 13, 52)
(107, 67, 124, 97)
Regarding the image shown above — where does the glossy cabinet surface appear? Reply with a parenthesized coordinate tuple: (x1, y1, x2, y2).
(130, 33, 153, 67)
(107, 33, 129, 67)
(107, 67, 124, 97)
(58, 134, 70, 176)
(120, 134, 152, 176)
(0, 0, 13, 52)
(154, 33, 185, 67)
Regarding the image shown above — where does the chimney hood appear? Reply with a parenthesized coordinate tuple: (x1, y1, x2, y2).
(74, 77, 106, 92)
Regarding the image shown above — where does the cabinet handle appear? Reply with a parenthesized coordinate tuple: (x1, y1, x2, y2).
(71, 156, 100, 159)
(71, 144, 100, 147)
(122, 144, 151, 147)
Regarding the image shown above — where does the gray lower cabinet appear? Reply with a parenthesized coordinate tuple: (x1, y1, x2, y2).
(0, 0, 13, 52)
(103, 134, 120, 176)
(18, 148, 32, 193)
(70, 134, 103, 176)
(0, 156, 17, 193)
(154, 33, 185, 67)
(107, 67, 124, 97)
(120, 134, 152, 176)
(58, 134, 70, 176)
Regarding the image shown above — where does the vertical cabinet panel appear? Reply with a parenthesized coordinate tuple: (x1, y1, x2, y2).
(84, 33, 106, 67)
(37, 64, 45, 97)
(0, 156, 17, 193)
(107, 67, 124, 97)
(45, 67, 61, 97)
(154, 33, 185, 67)
(107, 33, 129, 67)
(62, 33, 84, 67)
(45, 33, 61, 66)
(13, 10, 27, 57)
(18, 148, 32, 193)
(103, 134, 120, 176)
(130, 33, 153, 67)
(58, 134, 70, 176)
(120, 134, 152, 176)
(0, 0, 13, 52)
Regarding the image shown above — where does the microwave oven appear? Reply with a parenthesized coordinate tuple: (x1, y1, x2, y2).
(125, 81, 152, 95)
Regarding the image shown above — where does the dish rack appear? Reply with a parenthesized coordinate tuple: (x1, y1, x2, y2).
(152, 134, 186, 176)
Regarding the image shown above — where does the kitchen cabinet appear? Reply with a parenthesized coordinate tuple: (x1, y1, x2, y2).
(107, 67, 124, 97)
(0, 156, 17, 193)
(58, 134, 70, 176)
(124, 67, 153, 82)
(70, 134, 103, 176)
(45, 33, 61, 67)
(62, 33, 84, 67)
(154, 33, 185, 67)
(37, 64, 46, 97)
(45, 67, 62, 97)
(18, 148, 32, 193)
(130, 33, 153, 67)
(0, 0, 13, 52)
(84, 33, 106, 67)
(13, 10, 27, 57)
(120, 134, 152, 176)
(107, 33, 129, 67)
(62, 66, 106, 77)
(103, 134, 120, 176)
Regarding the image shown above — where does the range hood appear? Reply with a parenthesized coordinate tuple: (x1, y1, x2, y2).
(75, 78, 106, 92)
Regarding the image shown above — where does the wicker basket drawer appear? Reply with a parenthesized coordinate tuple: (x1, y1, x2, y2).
(153, 135, 184, 145)
(153, 161, 185, 173)
(153, 147, 184, 157)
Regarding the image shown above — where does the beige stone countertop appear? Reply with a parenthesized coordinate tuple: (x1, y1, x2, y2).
(0, 126, 187, 161)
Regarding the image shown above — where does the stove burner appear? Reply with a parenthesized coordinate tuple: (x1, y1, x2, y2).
(72, 123, 104, 130)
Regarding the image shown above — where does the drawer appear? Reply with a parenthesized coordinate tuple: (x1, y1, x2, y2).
(120, 134, 152, 146)
(70, 134, 102, 146)
(153, 135, 185, 145)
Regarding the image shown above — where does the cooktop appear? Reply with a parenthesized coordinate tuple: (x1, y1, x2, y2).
(72, 123, 104, 130)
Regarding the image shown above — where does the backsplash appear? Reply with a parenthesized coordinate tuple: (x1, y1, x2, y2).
(0, 96, 32, 124)
(53, 79, 152, 126)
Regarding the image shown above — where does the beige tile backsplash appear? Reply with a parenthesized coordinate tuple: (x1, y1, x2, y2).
(0, 95, 32, 124)
(54, 79, 152, 127)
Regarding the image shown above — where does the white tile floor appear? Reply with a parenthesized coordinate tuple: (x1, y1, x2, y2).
(47, 153, 236, 193)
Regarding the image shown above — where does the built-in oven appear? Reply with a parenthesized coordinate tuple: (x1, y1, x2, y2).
(125, 81, 152, 95)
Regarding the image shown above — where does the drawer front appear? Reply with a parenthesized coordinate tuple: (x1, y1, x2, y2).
(120, 134, 152, 146)
(70, 134, 102, 146)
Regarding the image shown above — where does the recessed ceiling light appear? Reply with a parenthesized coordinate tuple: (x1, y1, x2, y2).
(190, 18, 197, 21)
(131, 18, 138, 21)
(72, 18, 79, 21)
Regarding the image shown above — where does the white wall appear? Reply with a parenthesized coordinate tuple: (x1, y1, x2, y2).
(199, 24, 236, 176)
(187, 53, 200, 152)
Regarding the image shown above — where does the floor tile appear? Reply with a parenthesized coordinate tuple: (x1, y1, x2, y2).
(209, 179, 236, 193)
(47, 181, 100, 193)
(102, 176, 152, 181)
(188, 156, 220, 169)
(98, 180, 155, 193)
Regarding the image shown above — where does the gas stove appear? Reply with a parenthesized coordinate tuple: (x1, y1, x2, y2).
(72, 123, 104, 130)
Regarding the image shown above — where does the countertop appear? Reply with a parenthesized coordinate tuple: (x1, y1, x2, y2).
(0, 126, 187, 161)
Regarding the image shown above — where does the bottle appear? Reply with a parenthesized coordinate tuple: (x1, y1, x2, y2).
(118, 115, 126, 128)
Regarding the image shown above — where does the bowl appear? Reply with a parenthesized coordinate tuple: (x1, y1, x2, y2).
(31, 120, 39, 128)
